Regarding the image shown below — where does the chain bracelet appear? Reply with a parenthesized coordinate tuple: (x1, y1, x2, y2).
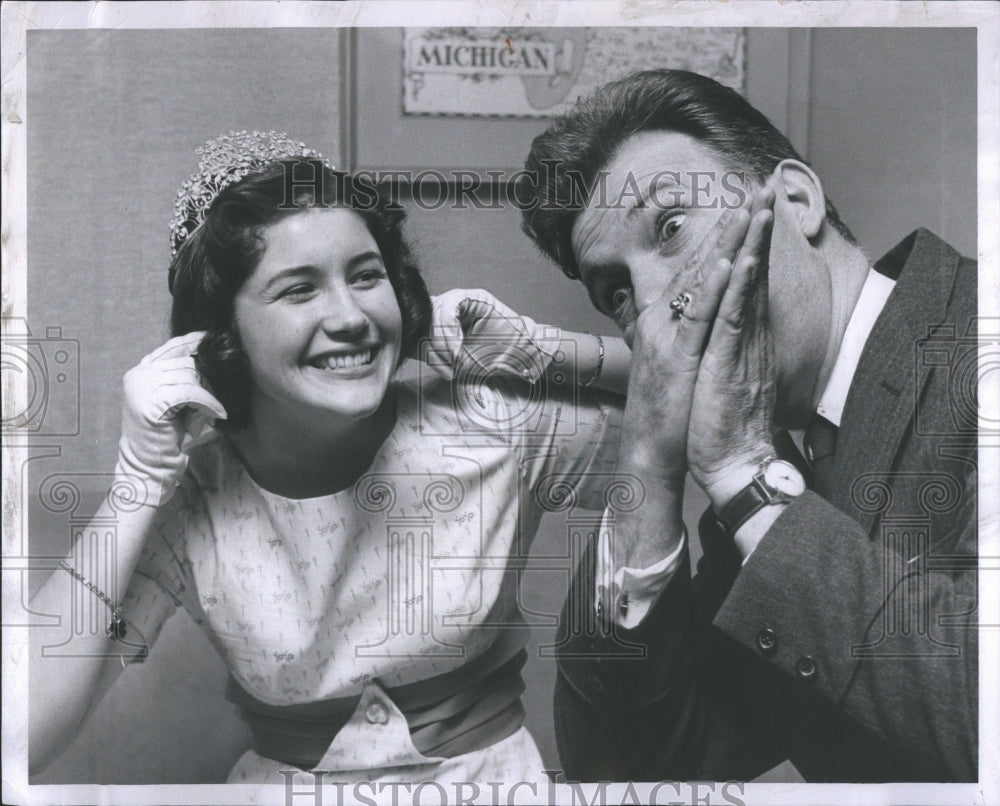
(58, 560, 128, 640)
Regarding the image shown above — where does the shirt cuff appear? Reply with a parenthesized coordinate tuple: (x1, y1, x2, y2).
(594, 508, 687, 630)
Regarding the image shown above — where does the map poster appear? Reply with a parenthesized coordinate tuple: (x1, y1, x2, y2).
(403, 27, 745, 118)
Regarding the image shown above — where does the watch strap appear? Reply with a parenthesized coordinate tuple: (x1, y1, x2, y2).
(716, 475, 772, 536)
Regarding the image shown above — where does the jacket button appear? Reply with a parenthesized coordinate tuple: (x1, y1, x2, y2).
(756, 628, 778, 655)
(588, 673, 605, 693)
(796, 655, 818, 680)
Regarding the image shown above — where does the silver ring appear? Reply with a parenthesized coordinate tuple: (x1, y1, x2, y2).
(670, 291, 692, 319)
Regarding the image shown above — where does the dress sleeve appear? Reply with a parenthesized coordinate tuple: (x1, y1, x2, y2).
(120, 473, 208, 660)
(512, 384, 624, 513)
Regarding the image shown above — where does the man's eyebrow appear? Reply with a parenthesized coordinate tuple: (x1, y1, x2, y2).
(625, 200, 645, 220)
(628, 172, 686, 216)
(577, 257, 603, 292)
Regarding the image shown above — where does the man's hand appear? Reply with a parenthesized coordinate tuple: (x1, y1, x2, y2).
(612, 205, 755, 568)
(687, 187, 778, 510)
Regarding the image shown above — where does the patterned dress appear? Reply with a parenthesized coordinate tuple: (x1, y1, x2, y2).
(122, 375, 622, 784)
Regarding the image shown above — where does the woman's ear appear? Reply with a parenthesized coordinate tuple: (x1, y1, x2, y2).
(772, 159, 825, 240)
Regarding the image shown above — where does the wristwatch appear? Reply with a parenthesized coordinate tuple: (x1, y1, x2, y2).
(715, 456, 806, 536)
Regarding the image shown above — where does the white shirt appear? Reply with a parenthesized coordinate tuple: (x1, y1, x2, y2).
(815, 269, 896, 427)
(597, 268, 896, 628)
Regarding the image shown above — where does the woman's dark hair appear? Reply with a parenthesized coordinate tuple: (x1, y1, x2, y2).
(168, 162, 432, 430)
(521, 69, 855, 279)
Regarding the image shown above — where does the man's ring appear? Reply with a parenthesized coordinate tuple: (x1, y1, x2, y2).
(670, 291, 692, 319)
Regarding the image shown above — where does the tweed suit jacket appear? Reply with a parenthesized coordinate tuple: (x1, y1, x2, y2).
(554, 230, 978, 782)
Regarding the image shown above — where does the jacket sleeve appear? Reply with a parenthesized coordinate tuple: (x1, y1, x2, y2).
(714, 480, 978, 781)
(552, 523, 788, 782)
(554, 480, 977, 782)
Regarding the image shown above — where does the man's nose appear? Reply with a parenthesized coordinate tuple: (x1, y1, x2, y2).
(628, 257, 671, 313)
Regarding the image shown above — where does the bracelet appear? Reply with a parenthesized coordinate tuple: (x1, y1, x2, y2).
(58, 560, 128, 641)
(581, 334, 605, 389)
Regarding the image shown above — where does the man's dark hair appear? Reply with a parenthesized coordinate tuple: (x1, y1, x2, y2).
(521, 69, 855, 279)
(168, 162, 431, 430)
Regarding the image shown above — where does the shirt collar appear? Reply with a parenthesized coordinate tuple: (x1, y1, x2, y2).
(814, 268, 897, 427)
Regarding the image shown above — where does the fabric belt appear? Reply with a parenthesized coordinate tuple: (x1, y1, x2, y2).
(225, 624, 529, 769)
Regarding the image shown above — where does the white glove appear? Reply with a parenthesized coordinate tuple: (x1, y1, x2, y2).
(115, 331, 227, 507)
(424, 289, 562, 383)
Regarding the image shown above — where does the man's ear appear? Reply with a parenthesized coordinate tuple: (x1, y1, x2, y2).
(772, 159, 825, 240)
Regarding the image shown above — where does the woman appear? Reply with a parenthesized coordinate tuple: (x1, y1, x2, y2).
(30, 132, 629, 786)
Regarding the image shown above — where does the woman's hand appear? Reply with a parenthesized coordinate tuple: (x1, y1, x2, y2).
(116, 331, 227, 506)
(30, 331, 223, 771)
(423, 289, 561, 382)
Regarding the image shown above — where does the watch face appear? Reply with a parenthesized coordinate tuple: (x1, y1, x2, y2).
(763, 459, 807, 497)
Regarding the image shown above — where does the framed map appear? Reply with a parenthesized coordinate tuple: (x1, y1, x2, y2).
(350, 27, 766, 177)
(402, 27, 745, 118)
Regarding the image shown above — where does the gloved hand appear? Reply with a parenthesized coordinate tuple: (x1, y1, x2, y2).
(423, 289, 562, 383)
(115, 331, 227, 507)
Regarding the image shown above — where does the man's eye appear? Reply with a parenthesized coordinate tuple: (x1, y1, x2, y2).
(601, 284, 634, 319)
(610, 286, 632, 312)
(657, 212, 685, 244)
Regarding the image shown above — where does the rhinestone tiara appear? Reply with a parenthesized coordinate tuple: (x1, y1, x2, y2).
(169, 130, 334, 257)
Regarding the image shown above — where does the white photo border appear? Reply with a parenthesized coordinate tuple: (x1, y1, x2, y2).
(2, 2, 997, 805)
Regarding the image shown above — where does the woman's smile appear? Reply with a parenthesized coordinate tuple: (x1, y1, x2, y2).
(305, 345, 379, 372)
(233, 208, 404, 428)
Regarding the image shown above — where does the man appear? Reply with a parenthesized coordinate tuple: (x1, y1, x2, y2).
(520, 69, 977, 782)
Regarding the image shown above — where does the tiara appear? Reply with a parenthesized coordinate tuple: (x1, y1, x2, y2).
(169, 130, 334, 257)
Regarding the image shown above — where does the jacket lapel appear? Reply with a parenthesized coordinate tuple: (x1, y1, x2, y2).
(828, 230, 962, 533)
